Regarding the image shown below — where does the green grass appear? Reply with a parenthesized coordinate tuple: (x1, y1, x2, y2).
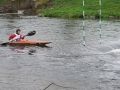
(38, 0, 120, 19)
(0, 0, 8, 6)
(0, 0, 7, 4)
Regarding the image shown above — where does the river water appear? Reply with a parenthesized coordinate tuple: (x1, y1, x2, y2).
(0, 15, 120, 90)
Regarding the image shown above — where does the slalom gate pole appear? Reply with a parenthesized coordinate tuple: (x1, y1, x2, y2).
(99, 0, 102, 44)
(82, 0, 86, 46)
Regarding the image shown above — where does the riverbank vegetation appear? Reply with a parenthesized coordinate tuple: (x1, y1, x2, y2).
(38, 0, 120, 19)
(0, 0, 7, 6)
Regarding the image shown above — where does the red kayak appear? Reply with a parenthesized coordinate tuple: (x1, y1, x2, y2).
(8, 40, 51, 46)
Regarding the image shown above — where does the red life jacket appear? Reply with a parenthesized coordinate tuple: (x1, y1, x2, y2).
(9, 33, 24, 41)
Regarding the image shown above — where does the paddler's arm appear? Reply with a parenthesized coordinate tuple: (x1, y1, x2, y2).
(20, 34, 25, 39)
(8, 34, 16, 42)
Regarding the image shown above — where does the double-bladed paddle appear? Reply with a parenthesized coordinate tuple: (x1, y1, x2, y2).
(0, 30, 36, 46)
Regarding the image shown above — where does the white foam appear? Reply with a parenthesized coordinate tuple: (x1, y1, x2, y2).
(106, 49, 120, 54)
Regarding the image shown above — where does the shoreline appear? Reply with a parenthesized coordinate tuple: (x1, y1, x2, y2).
(37, 0, 120, 19)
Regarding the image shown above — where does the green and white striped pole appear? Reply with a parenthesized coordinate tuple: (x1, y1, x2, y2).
(99, 0, 102, 44)
(82, 0, 86, 46)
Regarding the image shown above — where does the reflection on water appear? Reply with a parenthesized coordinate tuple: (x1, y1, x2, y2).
(0, 15, 120, 90)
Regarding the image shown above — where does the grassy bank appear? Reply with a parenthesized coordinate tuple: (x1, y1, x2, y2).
(0, 0, 7, 6)
(38, 0, 120, 19)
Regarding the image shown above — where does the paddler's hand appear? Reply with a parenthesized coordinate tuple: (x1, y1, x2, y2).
(9, 39, 13, 42)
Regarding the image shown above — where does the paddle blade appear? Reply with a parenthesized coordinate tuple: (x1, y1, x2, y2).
(0, 42, 8, 46)
(26, 31, 36, 36)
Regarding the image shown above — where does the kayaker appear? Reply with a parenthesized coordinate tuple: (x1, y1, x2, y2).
(8, 29, 24, 42)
